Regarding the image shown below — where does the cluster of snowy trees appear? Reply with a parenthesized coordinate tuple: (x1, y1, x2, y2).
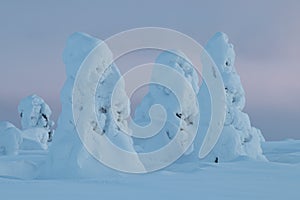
(0, 31, 266, 176)
(49, 32, 266, 177)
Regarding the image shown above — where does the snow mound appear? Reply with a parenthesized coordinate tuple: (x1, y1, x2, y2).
(0, 121, 15, 130)
(20, 128, 49, 150)
(199, 32, 266, 162)
(0, 121, 23, 156)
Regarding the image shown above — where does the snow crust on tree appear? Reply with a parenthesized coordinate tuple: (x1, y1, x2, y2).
(198, 32, 266, 162)
(49, 32, 135, 178)
(18, 95, 54, 150)
(95, 63, 134, 151)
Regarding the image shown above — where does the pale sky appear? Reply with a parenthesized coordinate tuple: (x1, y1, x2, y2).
(0, 0, 299, 140)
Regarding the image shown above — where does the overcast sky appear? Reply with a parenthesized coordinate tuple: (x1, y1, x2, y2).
(0, 0, 299, 140)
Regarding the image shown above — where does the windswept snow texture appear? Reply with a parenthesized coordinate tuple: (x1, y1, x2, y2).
(49, 32, 135, 178)
(197, 32, 266, 162)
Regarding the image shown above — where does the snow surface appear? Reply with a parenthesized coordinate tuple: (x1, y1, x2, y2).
(0, 140, 299, 199)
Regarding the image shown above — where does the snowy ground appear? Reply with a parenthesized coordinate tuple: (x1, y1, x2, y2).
(0, 140, 299, 200)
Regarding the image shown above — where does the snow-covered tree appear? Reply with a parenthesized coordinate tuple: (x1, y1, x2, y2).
(49, 32, 136, 177)
(18, 95, 54, 150)
(134, 50, 199, 155)
(198, 32, 266, 162)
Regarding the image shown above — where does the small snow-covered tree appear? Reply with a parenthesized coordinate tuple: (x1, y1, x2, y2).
(18, 95, 54, 149)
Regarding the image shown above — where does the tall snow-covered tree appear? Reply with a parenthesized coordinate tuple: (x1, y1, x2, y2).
(49, 32, 137, 177)
(198, 32, 266, 162)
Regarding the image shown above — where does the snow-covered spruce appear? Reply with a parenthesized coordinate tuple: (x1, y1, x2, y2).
(49, 32, 136, 178)
(134, 50, 199, 155)
(198, 32, 266, 162)
(18, 94, 54, 150)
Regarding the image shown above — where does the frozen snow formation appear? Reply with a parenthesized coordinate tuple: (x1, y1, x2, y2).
(0, 121, 23, 155)
(49, 32, 136, 178)
(18, 95, 54, 150)
(133, 50, 199, 156)
(198, 32, 266, 162)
